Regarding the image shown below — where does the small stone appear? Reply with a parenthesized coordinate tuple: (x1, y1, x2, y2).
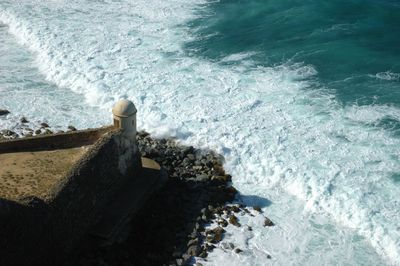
(44, 129, 53, 135)
(226, 186, 238, 195)
(228, 215, 241, 227)
(1, 130, 17, 138)
(205, 243, 216, 251)
(0, 109, 10, 116)
(187, 153, 195, 161)
(267, 254, 272, 259)
(211, 226, 225, 242)
(222, 242, 235, 250)
(264, 217, 274, 227)
(211, 175, 230, 182)
(182, 158, 191, 166)
(20, 117, 29, 123)
(212, 164, 225, 176)
(187, 238, 199, 247)
(196, 174, 208, 182)
(213, 226, 225, 234)
(198, 251, 207, 258)
(34, 129, 41, 135)
(40, 122, 49, 128)
(231, 205, 240, 213)
(187, 244, 201, 256)
(67, 125, 77, 131)
(217, 219, 228, 227)
(182, 254, 191, 262)
(234, 248, 243, 253)
(253, 206, 262, 213)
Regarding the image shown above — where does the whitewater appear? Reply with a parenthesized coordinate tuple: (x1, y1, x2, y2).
(0, 0, 399, 265)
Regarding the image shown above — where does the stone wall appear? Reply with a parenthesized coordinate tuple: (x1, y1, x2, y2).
(0, 128, 142, 266)
(0, 126, 114, 153)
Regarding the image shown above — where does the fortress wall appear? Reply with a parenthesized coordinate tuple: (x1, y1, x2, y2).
(0, 125, 114, 153)
(0, 129, 142, 266)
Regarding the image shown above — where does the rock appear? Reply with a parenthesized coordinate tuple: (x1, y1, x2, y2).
(44, 129, 53, 135)
(267, 254, 272, 259)
(0, 109, 10, 116)
(212, 165, 225, 176)
(20, 117, 29, 123)
(187, 238, 198, 247)
(187, 244, 201, 256)
(217, 218, 228, 227)
(34, 129, 41, 135)
(211, 175, 230, 182)
(253, 206, 262, 213)
(222, 242, 235, 250)
(182, 254, 191, 263)
(196, 174, 208, 182)
(186, 153, 195, 161)
(234, 248, 243, 253)
(68, 125, 77, 131)
(231, 205, 240, 213)
(228, 215, 241, 227)
(264, 217, 274, 227)
(205, 243, 215, 252)
(205, 229, 223, 243)
(40, 122, 49, 128)
(198, 251, 207, 258)
(1, 130, 17, 138)
(225, 186, 237, 195)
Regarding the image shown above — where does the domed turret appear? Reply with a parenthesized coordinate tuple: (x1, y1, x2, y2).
(112, 99, 137, 139)
(112, 99, 137, 118)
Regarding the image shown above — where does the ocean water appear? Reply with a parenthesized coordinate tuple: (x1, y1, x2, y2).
(0, 0, 399, 265)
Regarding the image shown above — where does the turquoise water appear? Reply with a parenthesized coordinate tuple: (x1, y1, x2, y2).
(186, 0, 400, 108)
(0, 0, 399, 264)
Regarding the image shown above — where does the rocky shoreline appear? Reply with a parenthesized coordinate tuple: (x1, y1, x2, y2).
(0, 114, 275, 266)
(0, 110, 77, 140)
(77, 131, 274, 266)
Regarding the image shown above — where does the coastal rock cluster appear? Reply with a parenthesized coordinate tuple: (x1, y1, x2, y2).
(0, 111, 77, 140)
(77, 131, 244, 266)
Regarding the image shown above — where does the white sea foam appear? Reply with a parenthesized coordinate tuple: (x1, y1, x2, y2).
(375, 71, 400, 81)
(0, 0, 399, 265)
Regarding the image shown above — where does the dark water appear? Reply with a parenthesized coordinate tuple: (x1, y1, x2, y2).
(185, 0, 400, 111)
